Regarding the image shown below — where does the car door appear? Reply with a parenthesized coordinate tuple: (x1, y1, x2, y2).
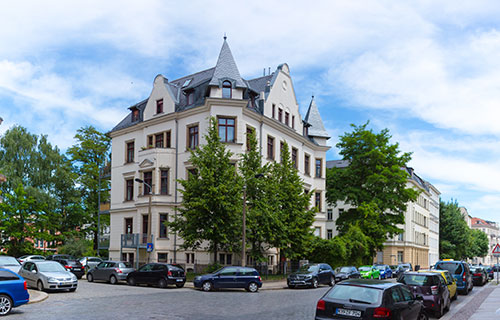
(92, 262, 106, 280)
(318, 265, 329, 284)
(439, 275, 450, 302)
(103, 262, 116, 280)
(388, 287, 409, 319)
(151, 264, 167, 284)
(399, 285, 420, 320)
(352, 267, 360, 278)
(21, 262, 34, 287)
(137, 264, 154, 284)
(214, 267, 238, 289)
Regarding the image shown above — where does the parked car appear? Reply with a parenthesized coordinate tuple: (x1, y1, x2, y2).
(334, 266, 360, 283)
(87, 261, 135, 284)
(18, 261, 78, 292)
(0, 256, 22, 274)
(46, 254, 74, 261)
(56, 259, 84, 279)
(470, 266, 488, 286)
(79, 257, 103, 272)
(287, 263, 335, 288)
(17, 255, 46, 264)
(434, 260, 473, 295)
(359, 265, 381, 279)
(315, 279, 428, 320)
(398, 271, 450, 318)
(194, 266, 262, 292)
(486, 266, 494, 280)
(419, 269, 457, 301)
(0, 268, 30, 316)
(374, 264, 393, 279)
(398, 263, 413, 272)
(127, 263, 185, 288)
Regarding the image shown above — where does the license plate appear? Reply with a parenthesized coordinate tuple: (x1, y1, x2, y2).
(74, 268, 81, 271)
(336, 308, 361, 317)
(176, 279, 183, 282)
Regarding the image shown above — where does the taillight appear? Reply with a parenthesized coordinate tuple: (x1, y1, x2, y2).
(431, 285, 439, 295)
(474, 273, 482, 277)
(168, 271, 172, 277)
(65, 265, 72, 269)
(115, 268, 123, 273)
(463, 274, 466, 282)
(316, 299, 325, 311)
(258, 276, 262, 282)
(373, 307, 391, 318)
(24, 281, 27, 291)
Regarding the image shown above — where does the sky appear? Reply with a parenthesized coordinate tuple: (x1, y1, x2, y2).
(1, 1, 500, 222)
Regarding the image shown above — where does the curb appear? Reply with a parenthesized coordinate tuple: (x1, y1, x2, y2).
(27, 289, 49, 304)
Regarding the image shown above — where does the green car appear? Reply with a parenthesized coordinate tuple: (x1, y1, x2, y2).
(359, 265, 381, 279)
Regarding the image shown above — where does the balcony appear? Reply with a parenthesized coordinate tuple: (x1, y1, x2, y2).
(121, 233, 153, 249)
(98, 234, 110, 250)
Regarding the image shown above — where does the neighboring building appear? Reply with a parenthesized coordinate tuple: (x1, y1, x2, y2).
(326, 163, 439, 269)
(460, 207, 472, 228)
(470, 217, 500, 265)
(108, 39, 330, 270)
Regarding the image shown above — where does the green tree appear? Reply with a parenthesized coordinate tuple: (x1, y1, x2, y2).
(467, 229, 489, 259)
(67, 126, 110, 250)
(271, 141, 316, 261)
(439, 200, 470, 259)
(58, 238, 95, 258)
(239, 129, 280, 262)
(306, 236, 347, 269)
(169, 117, 243, 263)
(326, 123, 418, 261)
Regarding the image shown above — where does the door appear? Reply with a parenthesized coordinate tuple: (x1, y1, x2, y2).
(125, 218, 133, 234)
(214, 267, 238, 289)
(93, 262, 106, 280)
(136, 263, 154, 284)
(151, 264, 167, 284)
(21, 262, 35, 287)
(318, 265, 330, 284)
(399, 286, 420, 320)
(102, 262, 116, 281)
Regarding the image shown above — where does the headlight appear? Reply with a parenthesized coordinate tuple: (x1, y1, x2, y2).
(47, 277, 57, 283)
(72, 275, 77, 281)
(304, 275, 312, 279)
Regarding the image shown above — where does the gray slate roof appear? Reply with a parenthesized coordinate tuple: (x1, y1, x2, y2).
(208, 39, 246, 88)
(304, 97, 330, 138)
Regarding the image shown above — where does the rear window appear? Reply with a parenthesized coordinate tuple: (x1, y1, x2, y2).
(400, 274, 439, 286)
(0, 256, 21, 266)
(436, 262, 463, 275)
(326, 284, 382, 304)
(119, 262, 132, 268)
(0, 270, 20, 281)
(168, 265, 184, 272)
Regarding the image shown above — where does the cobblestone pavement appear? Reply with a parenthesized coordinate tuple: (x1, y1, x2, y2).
(437, 280, 494, 320)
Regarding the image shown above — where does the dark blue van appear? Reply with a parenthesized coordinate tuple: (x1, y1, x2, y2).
(434, 260, 473, 294)
(194, 266, 262, 292)
(0, 268, 30, 315)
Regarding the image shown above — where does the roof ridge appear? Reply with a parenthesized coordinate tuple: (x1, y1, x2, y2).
(171, 67, 215, 83)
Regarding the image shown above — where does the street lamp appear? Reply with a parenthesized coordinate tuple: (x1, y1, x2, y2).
(135, 178, 153, 263)
(242, 173, 265, 267)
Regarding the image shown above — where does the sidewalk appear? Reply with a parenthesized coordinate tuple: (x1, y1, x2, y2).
(28, 289, 48, 304)
(469, 282, 500, 319)
(185, 280, 288, 290)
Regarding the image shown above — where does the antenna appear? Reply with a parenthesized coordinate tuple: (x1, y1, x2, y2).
(223, 33, 227, 41)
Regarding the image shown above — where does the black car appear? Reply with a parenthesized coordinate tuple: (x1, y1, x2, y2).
(315, 279, 427, 320)
(193, 266, 263, 292)
(288, 263, 335, 289)
(126, 263, 185, 288)
(334, 266, 360, 283)
(470, 266, 488, 286)
(46, 255, 84, 279)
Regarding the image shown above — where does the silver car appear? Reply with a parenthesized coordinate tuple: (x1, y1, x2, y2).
(87, 261, 135, 284)
(0, 256, 21, 273)
(17, 255, 46, 264)
(79, 256, 103, 272)
(19, 261, 78, 292)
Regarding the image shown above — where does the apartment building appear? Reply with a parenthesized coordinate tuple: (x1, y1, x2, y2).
(470, 217, 500, 265)
(107, 39, 330, 270)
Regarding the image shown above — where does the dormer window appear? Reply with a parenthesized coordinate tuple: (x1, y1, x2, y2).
(156, 99, 164, 114)
(222, 81, 232, 99)
(131, 109, 139, 122)
(187, 91, 194, 105)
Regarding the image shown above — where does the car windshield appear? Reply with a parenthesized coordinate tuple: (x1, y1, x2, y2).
(359, 266, 371, 271)
(375, 265, 385, 270)
(326, 284, 382, 304)
(37, 262, 67, 272)
(340, 267, 352, 273)
(0, 256, 21, 266)
(436, 263, 463, 275)
(400, 274, 438, 286)
(298, 264, 319, 272)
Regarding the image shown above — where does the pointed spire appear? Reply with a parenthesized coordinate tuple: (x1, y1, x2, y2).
(304, 96, 330, 138)
(209, 38, 246, 88)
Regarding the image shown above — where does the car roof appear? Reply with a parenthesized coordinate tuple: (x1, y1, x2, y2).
(403, 271, 438, 277)
(340, 279, 399, 289)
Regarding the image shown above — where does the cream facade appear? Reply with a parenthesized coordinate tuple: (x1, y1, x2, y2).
(470, 217, 500, 265)
(108, 40, 330, 271)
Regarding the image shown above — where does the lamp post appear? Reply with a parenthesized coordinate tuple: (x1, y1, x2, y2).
(241, 173, 264, 267)
(135, 178, 153, 263)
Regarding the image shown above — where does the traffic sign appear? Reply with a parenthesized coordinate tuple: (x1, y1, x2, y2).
(147, 242, 154, 252)
(492, 243, 500, 256)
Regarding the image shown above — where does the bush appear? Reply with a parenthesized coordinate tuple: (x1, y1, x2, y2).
(58, 238, 95, 257)
(204, 263, 223, 273)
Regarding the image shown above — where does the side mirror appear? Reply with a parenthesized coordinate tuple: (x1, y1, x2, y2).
(415, 295, 424, 301)
(31, 270, 37, 273)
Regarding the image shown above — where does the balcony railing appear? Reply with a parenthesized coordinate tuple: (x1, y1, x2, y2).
(121, 233, 153, 249)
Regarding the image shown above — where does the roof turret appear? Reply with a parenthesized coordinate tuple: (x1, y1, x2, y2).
(304, 96, 330, 138)
(209, 38, 246, 88)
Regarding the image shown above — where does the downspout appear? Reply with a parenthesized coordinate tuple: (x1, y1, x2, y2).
(173, 118, 179, 263)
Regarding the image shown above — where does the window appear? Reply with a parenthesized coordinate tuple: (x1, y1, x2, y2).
(188, 125, 199, 149)
(339, 208, 344, 215)
(187, 91, 194, 105)
(126, 141, 134, 163)
(166, 131, 171, 148)
(156, 99, 163, 114)
(160, 169, 169, 195)
(280, 141, 285, 162)
(142, 215, 148, 243)
(148, 135, 154, 148)
(272, 104, 275, 118)
(155, 133, 164, 148)
(292, 148, 298, 169)
(143, 171, 152, 195)
(398, 233, 404, 241)
(315, 158, 322, 178)
(292, 115, 295, 129)
(159, 213, 168, 238)
(278, 108, 283, 122)
(246, 126, 255, 151)
(267, 136, 275, 160)
(304, 154, 310, 175)
(218, 117, 235, 143)
(222, 81, 232, 98)
(220, 267, 238, 276)
(314, 227, 321, 237)
(158, 253, 168, 262)
(397, 251, 404, 264)
(315, 192, 321, 211)
(132, 109, 139, 122)
(285, 112, 289, 126)
(327, 229, 333, 240)
(327, 209, 333, 221)
(186, 253, 195, 264)
(125, 179, 134, 201)
(219, 253, 233, 265)
(125, 218, 133, 234)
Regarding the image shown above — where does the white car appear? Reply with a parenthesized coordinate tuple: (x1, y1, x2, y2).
(0, 256, 21, 273)
(17, 255, 46, 264)
(19, 261, 78, 292)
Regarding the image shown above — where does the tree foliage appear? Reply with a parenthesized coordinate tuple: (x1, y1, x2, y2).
(439, 200, 470, 259)
(467, 229, 489, 259)
(326, 123, 418, 260)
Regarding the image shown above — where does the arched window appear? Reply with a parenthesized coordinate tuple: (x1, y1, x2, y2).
(222, 81, 232, 98)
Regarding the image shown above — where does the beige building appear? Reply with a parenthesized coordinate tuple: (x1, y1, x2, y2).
(325, 164, 439, 269)
(470, 217, 500, 265)
(108, 39, 330, 270)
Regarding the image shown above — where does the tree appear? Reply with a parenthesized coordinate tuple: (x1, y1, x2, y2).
(169, 117, 243, 263)
(326, 122, 418, 260)
(439, 200, 470, 259)
(467, 229, 489, 259)
(306, 236, 347, 269)
(271, 142, 316, 261)
(67, 126, 110, 250)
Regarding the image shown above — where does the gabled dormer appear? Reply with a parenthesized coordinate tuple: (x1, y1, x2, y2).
(208, 38, 245, 100)
(142, 74, 178, 121)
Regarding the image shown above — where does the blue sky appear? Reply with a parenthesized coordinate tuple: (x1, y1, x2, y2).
(1, 1, 500, 222)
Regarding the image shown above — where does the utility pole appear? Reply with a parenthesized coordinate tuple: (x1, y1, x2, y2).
(241, 187, 247, 267)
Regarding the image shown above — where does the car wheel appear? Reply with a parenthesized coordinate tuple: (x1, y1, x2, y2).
(109, 275, 117, 285)
(288, 284, 295, 289)
(175, 283, 184, 288)
(37, 280, 45, 291)
(247, 282, 259, 293)
(127, 277, 136, 286)
(87, 273, 94, 282)
(202, 281, 212, 292)
(452, 290, 458, 301)
(329, 276, 335, 287)
(311, 278, 319, 288)
(68, 288, 77, 292)
(418, 309, 429, 320)
(158, 278, 167, 288)
(0, 294, 13, 316)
